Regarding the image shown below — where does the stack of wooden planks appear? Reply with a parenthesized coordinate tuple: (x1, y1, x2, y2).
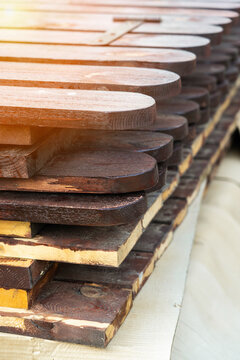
(0, 0, 238, 348)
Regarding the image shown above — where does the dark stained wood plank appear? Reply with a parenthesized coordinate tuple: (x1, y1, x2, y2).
(0, 125, 50, 146)
(225, 65, 239, 83)
(0, 62, 181, 101)
(70, 130, 173, 163)
(167, 141, 183, 166)
(0, 263, 57, 309)
(0, 257, 53, 289)
(0, 43, 196, 76)
(154, 198, 188, 229)
(199, 106, 210, 125)
(172, 176, 202, 204)
(183, 159, 210, 180)
(145, 163, 167, 193)
(112, 34, 211, 57)
(180, 86, 210, 108)
(0, 174, 179, 266)
(0, 150, 158, 193)
(193, 63, 226, 82)
(0, 86, 156, 130)
(0, 128, 79, 178)
(0, 191, 148, 226)
(210, 90, 221, 108)
(0, 221, 43, 238)
(0, 281, 132, 347)
(157, 97, 200, 124)
(55, 251, 154, 298)
(199, 52, 231, 67)
(139, 114, 189, 141)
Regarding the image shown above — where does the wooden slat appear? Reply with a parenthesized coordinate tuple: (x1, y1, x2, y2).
(0, 264, 57, 309)
(180, 86, 210, 108)
(0, 257, 53, 289)
(0, 62, 181, 101)
(0, 173, 179, 267)
(154, 198, 188, 228)
(0, 86, 156, 129)
(0, 150, 158, 193)
(0, 281, 132, 347)
(0, 191, 148, 226)
(0, 125, 50, 146)
(0, 221, 43, 238)
(0, 43, 196, 76)
(157, 97, 200, 124)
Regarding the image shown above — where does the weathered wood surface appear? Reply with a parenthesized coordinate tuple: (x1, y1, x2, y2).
(0, 264, 57, 309)
(0, 172, 179, 266)
(0, 191, 148, 226)
(172, 176, 202, 204)
(55, 251, 154, 297)
(0, 257, 53, 289)
(0, 150, 158, 193)
(0, 281, 132, 347)
(184, 159, 210, 180)
(0, 62, 181, 101)
(180, 86, 210, 108)
(154, 198, 188, 229)
(0, 44, 196, 76)
(0, 129, 79, 178)
(0, 86, 156, 130)
(0, 11, 224, 41)
(145, 163, 167, 193)
(167, 141, 183, 166)
(0, 125, 50, 146)
(136, 114, 188, 141)
(69, 130, 173, 162)
(0, 221, 43, 238)
(157, 98, 200, 124)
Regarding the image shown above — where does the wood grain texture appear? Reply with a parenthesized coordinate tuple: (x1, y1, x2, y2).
(182, 74, 217, 92)
(69, 130, 173, 162)
(0, 43, 196, 76)
(55, 251, 154, 298)
(167, 141, 183, 166)
(0, 264, 57, 309)
(112, 33, 211, 57)
(157, 97, 200, 124)
(0, 11, 224, 42)
(180, 86, 210, 108)
(0, 191, 148, 226)
(0, 174, 179, 266)
(0, 29, 210, 57)
(0, 281, 132, 347)
(0, 258, 53, 289)
(0, 62, 181, 101)
(0, 150, 158, 193)
(193, 63, 226, 82)
(154, 198, 188, 229)
(0, 125, 50, 146)
(0, 221, 43, 238)
(0, 128, 80, 178)
(0, 86, 156, 130)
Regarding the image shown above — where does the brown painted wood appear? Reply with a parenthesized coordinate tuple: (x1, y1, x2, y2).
(157, 98, 200, 124)
(180, 86, 210, 108)
(0, 3, 238, 24)
(0, 86, 156, 130)
(0, 11, 224, 42)
(0, 62, 181, 101)
(0, 29, 210, 57)
(0, 258, 53, 289)
(0, 43, 196, 76)
(0, 150, 158, 193)
(154, 198, 187, 229)
(55, 251, 154, 297)
(0, 264, 57, 309)
(193, 63, 226, 83)
(167, 141, 183, 166)
(0, 191, 148, 226)
(70, 130, 173, 163)
(0, 125, 50, 146)
(182, 74, 217, 92)
(0, 281, 132, 347)
(0, 129, 79, 178)
(133, 223, 172, 253)
(136, 114, 189, 141)
(112, 33, 211, 57)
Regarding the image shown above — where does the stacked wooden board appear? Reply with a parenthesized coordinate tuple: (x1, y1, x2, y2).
(0, 0, 239, 348)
